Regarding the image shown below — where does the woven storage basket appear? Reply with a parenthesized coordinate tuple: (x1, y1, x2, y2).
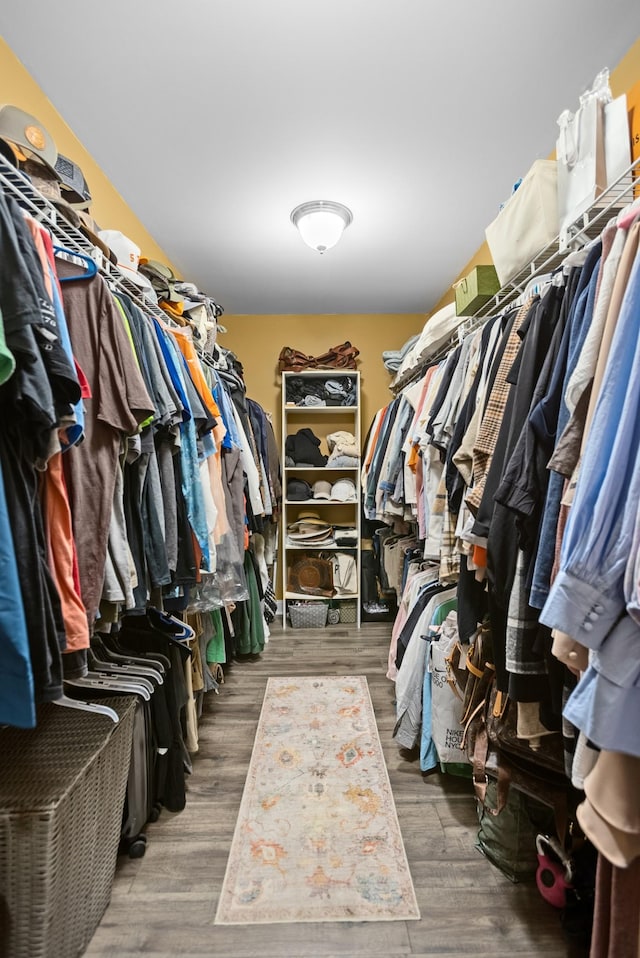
(289, 602, 329, 629)
(339, 600, 358, 624)
(0, 696, 136, 958)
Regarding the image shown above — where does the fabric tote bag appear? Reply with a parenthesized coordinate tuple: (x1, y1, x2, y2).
(485, 159, 559, 286)
(430, 612, 470, 766)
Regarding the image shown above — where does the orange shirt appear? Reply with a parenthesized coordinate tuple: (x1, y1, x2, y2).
(169, 326, 221, 421)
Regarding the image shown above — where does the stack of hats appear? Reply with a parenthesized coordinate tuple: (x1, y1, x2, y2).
(0, 104, 223, 341)
(286, 511, 334, 545)
(0, 104, 121, 268)
(139, 261, 224, 350)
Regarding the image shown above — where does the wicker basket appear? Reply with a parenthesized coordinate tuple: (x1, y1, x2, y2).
(0, 696, 136, 958)
(339, 600, 358, 624)
(289, 602, 329, 629)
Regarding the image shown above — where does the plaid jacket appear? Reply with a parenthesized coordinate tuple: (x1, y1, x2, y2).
(466, 300, 533, 515)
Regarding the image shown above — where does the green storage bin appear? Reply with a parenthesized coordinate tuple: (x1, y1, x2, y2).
(454, 265, 500, 316)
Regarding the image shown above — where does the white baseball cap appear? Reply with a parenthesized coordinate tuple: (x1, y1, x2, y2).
(331, 478, 357, 502)
(98, 229, 157, 300)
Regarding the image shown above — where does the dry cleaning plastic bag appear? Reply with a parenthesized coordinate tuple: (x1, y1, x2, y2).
(557, 68, 631, 245)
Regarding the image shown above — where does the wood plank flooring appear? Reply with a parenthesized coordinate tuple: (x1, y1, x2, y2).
(85, 621, 569, 957)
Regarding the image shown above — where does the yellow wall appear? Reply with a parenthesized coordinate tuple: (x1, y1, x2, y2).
(0, 38, 176, 267)
(428, 35, 640, 318)
(5, 29, 640, 405)
(222, 313, 425, 440)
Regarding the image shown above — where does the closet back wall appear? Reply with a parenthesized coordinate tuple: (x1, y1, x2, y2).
(222, 313, 424, 443)
(0, 38, 176, 267)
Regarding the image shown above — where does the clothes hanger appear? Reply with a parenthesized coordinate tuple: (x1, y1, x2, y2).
(54, 244, 98, 282)
(92, 633, 165, 680)
(87, 664, 155, 696)
(101, 633, 171, 672)
(53, 693, 119, 722)
(144, 607, 196, 641)
(86, 664, 156, 696)
(87, 647, 163, 686)
(125, 608, 192, 639)
(64, 674, 151, 701)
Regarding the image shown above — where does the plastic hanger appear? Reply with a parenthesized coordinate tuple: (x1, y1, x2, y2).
(154, 612, 195, 641)
(88, 668, 155, 696)
(87, 668, 155, 697)
(54, 245, 98, 282)
(92, 634, 165, 680)
(103, 634, 171, 673)
(88, 648, 163, 686)
(53, 693, 119, 723)
(64, 674, 151, 702)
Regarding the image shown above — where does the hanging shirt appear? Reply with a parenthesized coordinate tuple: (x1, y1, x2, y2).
(59, 261, 154, 624)
(0, 457, 34, 728)
(540, 247, 640, 650)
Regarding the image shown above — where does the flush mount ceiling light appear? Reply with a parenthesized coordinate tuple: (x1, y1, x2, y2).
(291, 200, 353, 254)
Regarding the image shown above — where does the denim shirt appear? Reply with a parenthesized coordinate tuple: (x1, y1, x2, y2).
(541, 247, 640, 649)
(529, 243, 602, 608)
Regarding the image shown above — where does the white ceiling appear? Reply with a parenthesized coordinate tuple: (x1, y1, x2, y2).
(2, 2, 640, 315)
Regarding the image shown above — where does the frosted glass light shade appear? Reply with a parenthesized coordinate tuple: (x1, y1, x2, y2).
(291, 200, 353, 253)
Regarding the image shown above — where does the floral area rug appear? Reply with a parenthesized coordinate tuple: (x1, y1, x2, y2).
(215, 675, 420, 924)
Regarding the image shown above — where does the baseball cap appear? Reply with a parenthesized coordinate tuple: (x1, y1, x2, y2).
(331, 478, 357, 502)
(55, 154, 92, 209)
(286, 478, 312, 501)
(139, 259, 182, 303)
(49, 198, 117, 265)
(98, 229, 156, 297)
(21, 157, 62, 202)
(0, 105, 58, 172)
(312, 480, 332, 500)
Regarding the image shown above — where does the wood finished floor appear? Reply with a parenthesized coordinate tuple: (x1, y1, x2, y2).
(85, 621, 569, 957)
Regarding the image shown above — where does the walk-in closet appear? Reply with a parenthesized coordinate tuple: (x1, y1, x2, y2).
(1, 6, 640, 958)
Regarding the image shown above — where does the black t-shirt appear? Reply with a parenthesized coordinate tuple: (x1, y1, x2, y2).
(0, 192, 56, 447)
(7, 197, 81, 414)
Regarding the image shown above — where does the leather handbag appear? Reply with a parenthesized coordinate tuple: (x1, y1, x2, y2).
(460, 622, 495, 727)
(278, 342, 360, 372)
(287, 556, 335, 597)
(467, 674, 573, 843)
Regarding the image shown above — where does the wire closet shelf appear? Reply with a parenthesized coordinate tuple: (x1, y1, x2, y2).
(390, 156, 640, 394)
(0, 154, 223, 328)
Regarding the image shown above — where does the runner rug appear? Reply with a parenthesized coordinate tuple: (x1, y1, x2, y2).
(215, 675, 420, 924)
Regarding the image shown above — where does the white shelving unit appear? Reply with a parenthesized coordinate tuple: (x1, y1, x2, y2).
(281, 370, 361, 629)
